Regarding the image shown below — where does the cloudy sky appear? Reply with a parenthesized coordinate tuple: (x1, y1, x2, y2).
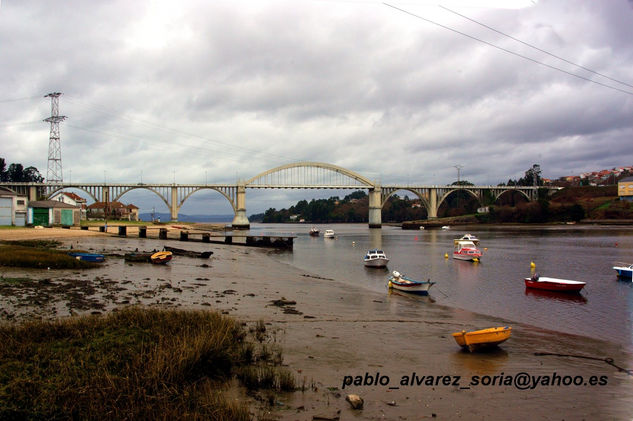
(1, 0, 632, 216)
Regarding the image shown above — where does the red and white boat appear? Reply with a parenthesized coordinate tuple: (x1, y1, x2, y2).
(524, 274, 585, 293)
(453, 240, 482, 261)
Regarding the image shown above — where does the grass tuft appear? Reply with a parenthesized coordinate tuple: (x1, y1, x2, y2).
(0, 307, 278, 420)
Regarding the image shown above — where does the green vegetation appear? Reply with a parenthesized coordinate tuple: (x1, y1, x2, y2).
(0, 307, 294, 420)
(0, 241, 98, 269)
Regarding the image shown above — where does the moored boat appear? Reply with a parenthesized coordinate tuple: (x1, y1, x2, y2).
(164, 246, 213, 258)
(455, 233, 480, 246)
(452, 326, 512, 352)
(68, 252, 105, 263)
(613, 263, 633, 280)
(309, 227, 320, 236)
(453, 240, 482, 262)
(387, 271, 434, 295)
(524, 274, 585, 292)
(364, 249, 389, 268)
(324, 229, 335, 238)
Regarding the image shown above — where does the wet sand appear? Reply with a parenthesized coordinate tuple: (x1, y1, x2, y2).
(1, 229, 632, 420)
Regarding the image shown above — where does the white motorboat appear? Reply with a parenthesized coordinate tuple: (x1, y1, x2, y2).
(323, 229, 335, 238)
(453, 240, 482, 261)
(363, 249, 389, 268)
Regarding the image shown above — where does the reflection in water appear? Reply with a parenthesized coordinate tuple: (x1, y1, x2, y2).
(387, 288, 436, 304)
(524, 288, 588, 304)
(369, 228, 383, 250)
(450, 348, 509, 375)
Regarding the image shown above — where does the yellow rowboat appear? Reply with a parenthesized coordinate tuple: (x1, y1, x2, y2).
(452, 326, 512, 352)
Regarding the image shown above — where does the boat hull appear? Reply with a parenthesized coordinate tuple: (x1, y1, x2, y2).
(388, 276, 434, 295)
(613, 267, 633, 279)
(524, 277, 585, 292)
(68, 252, 105, 263)
(452, 251, 481, 261)
(151, 251, 172, 264)
(452, 326, 512, 352)
(364, 258, 389, 268)
(164, 246, 212, 258)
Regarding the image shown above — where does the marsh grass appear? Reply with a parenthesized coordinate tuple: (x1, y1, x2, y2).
(0, 307, 294, 420)
(0, 243, 98, 269)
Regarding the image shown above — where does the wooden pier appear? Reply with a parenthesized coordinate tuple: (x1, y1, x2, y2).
(80, 225, 295, 249)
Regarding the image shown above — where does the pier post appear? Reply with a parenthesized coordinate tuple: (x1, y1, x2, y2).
(231, 183, 250, 230)
(368, 186, 382, 228)
(180, 231, 189, 241)
(159, 228, 168, 239)
(118, 226, 127, 236)
(139, 226, 147, 238)
(202, 233, 210, 243)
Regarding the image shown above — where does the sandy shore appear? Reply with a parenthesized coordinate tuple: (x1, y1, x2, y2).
(1, 228, 632, 420)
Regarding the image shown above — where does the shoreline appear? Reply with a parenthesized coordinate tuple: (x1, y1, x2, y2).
(1, 229, 632, 419)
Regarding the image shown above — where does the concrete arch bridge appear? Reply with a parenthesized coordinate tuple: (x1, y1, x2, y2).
(2, 161, 553, 228)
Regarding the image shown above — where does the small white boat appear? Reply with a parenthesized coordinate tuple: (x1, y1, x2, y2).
(364, 249, 389, 268)
(613, 263, 633, 280)
(387, 271, 435, 295)
(324, 229, 335, 238)
(441, 226, 450, 230)
(455, 233, 479, 245)
(453, 240, 482, 261)
(309, 227, 320, 237)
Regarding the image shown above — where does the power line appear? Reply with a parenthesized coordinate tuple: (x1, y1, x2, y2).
(439, 5, 633, 90)
(383, 3, 633, 96)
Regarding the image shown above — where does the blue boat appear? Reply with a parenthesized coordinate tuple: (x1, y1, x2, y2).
(613, 263, 633, 280)
(68, 252, 105, 263)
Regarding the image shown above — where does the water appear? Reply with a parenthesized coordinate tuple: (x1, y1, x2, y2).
(249, 223, 633, 351)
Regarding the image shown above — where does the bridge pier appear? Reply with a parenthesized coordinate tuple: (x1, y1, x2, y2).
(170, 186, 179, 222)
(428, 188, 438, 219)
(231, 184, 250, 230)
(368, 187, 382, 228)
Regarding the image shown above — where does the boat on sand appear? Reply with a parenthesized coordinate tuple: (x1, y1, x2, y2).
(387, 271, 434, 295)
(68, 252, 105, 263)
(452, 326, 512, 352)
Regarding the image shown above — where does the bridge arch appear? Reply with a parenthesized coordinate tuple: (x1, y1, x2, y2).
(245, 162, 375, 188)
(112, 186, 170, 210)
(381, 188, 431, 211)
(176, 187, 236, 212)
(492, 188, 531, 203)
(437, 188, 483, 211)
(46, 186, 98, 202)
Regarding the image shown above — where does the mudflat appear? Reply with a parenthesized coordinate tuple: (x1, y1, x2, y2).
(0, 229, 631, 420)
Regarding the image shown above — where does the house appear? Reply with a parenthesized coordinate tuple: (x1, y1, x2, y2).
(618, 176, 633, 202)
(0, 187, 28, 226)
(28, 200, 81, 227)
(87, 201, 139, 221)
(53, 192, 88, 219)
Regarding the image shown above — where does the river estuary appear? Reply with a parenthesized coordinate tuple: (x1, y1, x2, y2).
(251, 223, 633, 351)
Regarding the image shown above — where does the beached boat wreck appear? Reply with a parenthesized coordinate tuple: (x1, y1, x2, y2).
(163, 246, 213, 258)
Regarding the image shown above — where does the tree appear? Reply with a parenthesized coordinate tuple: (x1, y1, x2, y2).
(0, 158, 44, 182)
(0, 158, 6, 181)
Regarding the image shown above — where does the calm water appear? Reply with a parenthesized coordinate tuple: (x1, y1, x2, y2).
(248, 223, 633, 351)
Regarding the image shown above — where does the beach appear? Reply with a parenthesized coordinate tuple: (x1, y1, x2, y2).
(1, 227, 632, 420)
